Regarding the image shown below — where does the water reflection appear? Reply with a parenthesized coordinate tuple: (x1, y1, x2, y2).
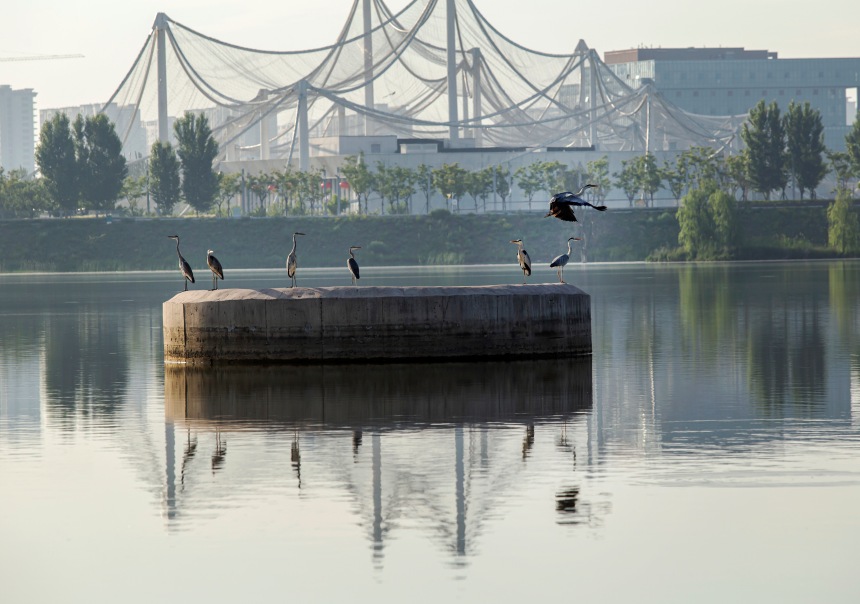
(163, 359, 594, 562)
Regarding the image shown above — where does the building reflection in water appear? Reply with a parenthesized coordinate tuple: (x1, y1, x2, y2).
(163, 358, 594, 563)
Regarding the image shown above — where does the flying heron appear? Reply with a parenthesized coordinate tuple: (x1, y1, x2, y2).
(510, 239, 532, 284)
(167, 235, 194, 291)
(287, 232, 305, 288)
(549, 237, 582, 283)
(347, 246, 361, 285)
(206, 249, 224, 290)
(546, 184, 605, 222)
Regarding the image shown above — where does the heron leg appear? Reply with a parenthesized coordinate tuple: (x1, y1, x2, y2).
(184, 279, 188, 291)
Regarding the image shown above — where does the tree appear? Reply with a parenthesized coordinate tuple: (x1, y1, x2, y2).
(465, 168, 493, 212)
(632, 153, 662, 205)
(73, 114, 127, 215)
(341, 154, 374, 214)
(432, 163, 468, 212)
(677, 184, 716, 258)
(216, 172, 241, 216)
(35, 112, 78, 216)
(122, 175, 147, 217)
(710, 188, 739, 251)
(784, 101, 827, 199)
(489, 165, 512, 211)
(585, 156, 611, 203)
(828, 187, 860, 254)
(827, 151, 854, 193)
(149, 141, 181, 216)
(741, 100, 787, 200)
(613, 159, 638, 206)
(514, 162, 543, 209)
(415, 164, 434, 214)
(174, 112, 219, 216)
(725, 152, 751, 201)
(0, 168, 50, 219)
(845, 112, 860, 179)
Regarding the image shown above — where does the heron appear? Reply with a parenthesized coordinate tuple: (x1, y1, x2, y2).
(206, 249, 224, 290)
(347, 246, 361, 285)
(287, 232, 305, 288)
(510, 239, 532, 284)
(549, 237, 582, 283)
(546, 184, 605, 222)
(167, 235, 194, 291)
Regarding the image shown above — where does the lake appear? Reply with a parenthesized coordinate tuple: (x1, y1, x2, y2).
(2, 261, 859, 603)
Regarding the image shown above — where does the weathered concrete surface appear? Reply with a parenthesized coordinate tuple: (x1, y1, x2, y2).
(163, 284, 591, 364)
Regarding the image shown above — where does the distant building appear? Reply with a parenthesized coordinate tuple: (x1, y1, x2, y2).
(0, 85, 37, 174)
(604, 47, 860, 150)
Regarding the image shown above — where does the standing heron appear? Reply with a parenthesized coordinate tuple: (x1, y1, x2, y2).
(510, 239, 532, 284)
(347, 246, 361, 285)
(206, 249, 224, 290)
(167, 235, 194, 291)
(550, 237, 582, 283)
(546, 184, 605, 222)
(286, 232, 305, 288)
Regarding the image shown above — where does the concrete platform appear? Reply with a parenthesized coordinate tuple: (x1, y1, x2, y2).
(163, 284, 591, 365)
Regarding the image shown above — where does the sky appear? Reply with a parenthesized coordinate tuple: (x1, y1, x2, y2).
(2, 0, 858, 112)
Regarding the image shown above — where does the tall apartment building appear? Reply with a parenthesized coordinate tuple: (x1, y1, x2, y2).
(604, 47, 860, 150)
(0, 85, 37, 174)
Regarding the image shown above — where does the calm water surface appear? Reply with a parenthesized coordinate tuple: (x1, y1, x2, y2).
(2, 262, 860, 603)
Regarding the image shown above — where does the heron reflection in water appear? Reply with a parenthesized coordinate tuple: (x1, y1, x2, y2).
(181, 428, 198, 488)
(167, 235, 194, 291)
(287, 232, 305, 288)
(291, 431, 301, 488)
(522, 424, 535, 460)
(212, 429, 226, 473)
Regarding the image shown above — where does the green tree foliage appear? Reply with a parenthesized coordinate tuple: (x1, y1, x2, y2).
(489, 165, 512, 210)
(432, 163, 468, 212)
(742, 100, 787, 200)
(632, 153, 662, 205)
(585, 156, 611, 202)
(828, 187, 860, 254)
(174, 112, 219, 216)
(465, 168, 493, 212)
(148, 141, 181, 216)
(514, 162, 543, 208)
(784, 101, 828, 199)
(677, 186, 715, 258)
(845, 112, 860, 178)
(35, 112, 78, 216)
(215, 172, 241, 216)
(827, 151, 854, 193)
(677, 180, 739, 258)
(122, 175, 147, 217)
(613, 159, 638, 206)
(725, 152, 751, 201)
(415, 164, 434, 213)
(73, 114, 127, 215)
(341, 153, 373, 214)
(0, 168, 50, 218)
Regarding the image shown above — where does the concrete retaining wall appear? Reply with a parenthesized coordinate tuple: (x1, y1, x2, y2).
(163, 284, 591, 365)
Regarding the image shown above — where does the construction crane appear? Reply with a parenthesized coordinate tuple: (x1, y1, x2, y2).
(0, 54, 84, 62)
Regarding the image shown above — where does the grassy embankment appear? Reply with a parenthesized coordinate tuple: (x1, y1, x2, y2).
(0, 204, 841, 273)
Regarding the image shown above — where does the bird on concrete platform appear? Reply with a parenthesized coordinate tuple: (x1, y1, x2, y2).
(510, 238, 532, 284)
(550, 237, 581, 283)
(347, 246, 361, 285)
(206, 249, 224, 290)
(546, 184, 605, 222)
(167, 235, 194, 291)
(287, 232, 305, 288)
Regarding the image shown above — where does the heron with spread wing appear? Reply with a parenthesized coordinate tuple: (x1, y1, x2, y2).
(546, 184, 605, 222)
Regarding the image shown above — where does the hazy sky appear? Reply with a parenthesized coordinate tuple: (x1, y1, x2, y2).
(3, 0, 857, 111)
